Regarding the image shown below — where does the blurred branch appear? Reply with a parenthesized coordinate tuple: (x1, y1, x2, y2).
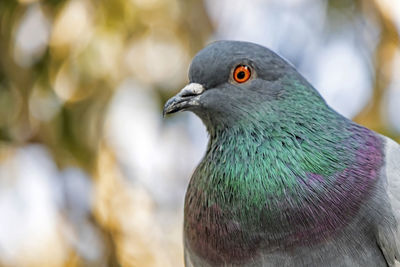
(354, 0, 400, 142)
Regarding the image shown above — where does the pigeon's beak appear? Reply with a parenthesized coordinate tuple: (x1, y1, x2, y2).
(163, 83, 205, 116)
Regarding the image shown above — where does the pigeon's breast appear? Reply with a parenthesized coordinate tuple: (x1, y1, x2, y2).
(183, 127, 385, 266)
(184, 187, 262, 265)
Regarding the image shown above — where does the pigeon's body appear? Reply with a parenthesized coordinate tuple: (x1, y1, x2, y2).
(184, 131, 399, 267)
(163, 41, 400, 266)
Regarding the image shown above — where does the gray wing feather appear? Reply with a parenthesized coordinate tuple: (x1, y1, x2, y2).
(378, 136, 400, 266)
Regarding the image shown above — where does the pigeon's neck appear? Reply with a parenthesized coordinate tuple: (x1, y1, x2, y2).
(199, 117, 351, 198)
(184, 112, 384, 265)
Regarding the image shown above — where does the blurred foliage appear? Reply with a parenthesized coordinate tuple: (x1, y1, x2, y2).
(0, 0, 212, 266)
(352, 0, 400, 138)
(0, 0, 212, 171)
(0, 0, 399, 266)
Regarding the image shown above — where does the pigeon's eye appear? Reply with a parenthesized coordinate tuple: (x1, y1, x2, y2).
(233, 65, 251, 83)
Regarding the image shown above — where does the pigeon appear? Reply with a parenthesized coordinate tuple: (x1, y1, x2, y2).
(163, 41, 400, 267)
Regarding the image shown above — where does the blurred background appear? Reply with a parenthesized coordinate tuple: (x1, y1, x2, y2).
(0, 0, 399, 266)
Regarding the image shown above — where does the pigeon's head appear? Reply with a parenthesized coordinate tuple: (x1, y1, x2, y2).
(163, 41, 324, 131)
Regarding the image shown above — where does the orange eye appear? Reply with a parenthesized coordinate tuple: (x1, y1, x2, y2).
(233, 65, 251, 83)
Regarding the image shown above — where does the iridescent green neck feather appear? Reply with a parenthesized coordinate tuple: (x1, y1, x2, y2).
(195, 75, 352, 199)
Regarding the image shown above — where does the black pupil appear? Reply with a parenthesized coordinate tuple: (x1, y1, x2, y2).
(237, 71, 246, 79)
